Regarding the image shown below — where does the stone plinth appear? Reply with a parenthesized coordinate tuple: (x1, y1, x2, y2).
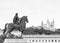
(3, 39, 29, 43)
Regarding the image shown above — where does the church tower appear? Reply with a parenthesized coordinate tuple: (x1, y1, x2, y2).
(46, 19, 55, 31)
(41, 21, 43, 27)
(47, 19, 49, 25)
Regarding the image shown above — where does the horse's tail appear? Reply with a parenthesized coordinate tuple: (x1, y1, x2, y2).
(5, 23, 8, 29)
(3, 23, 8, 34)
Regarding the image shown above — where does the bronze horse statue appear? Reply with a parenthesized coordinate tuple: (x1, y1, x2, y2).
(3, 16, 28, 36)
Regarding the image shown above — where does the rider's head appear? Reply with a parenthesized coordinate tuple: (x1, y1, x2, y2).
(16, 13, 18, 16)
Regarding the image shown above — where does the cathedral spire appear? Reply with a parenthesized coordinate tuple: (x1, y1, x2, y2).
(47, 19, 49, 24)
(41, 21, 43, 26)
(52, 18, 54, 27)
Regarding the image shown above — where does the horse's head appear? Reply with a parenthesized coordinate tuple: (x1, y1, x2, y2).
(17, 16, 28, 25)
(24, 16, 28, 23)
(21, 16, 29, 23)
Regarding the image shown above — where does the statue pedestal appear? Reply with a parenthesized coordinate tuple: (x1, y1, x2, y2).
(4, 38, 28, 43)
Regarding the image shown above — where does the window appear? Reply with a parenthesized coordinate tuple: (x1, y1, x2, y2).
(32, 40, 34, 42)
(52, 40, 53, 42)
(36, 40, 37, 42)
(49, 40, 50, 42)
(42, 40, 44, 42)
(39, 40, 41, 42)
(58, 40, 60, 42)
(55, 40, 57, 42)
(45, 40, 47, 42)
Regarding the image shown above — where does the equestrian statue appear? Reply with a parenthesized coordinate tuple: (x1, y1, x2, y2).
(3, 13, 29, 37)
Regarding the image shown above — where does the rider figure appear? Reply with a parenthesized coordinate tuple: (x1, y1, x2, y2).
(13, 13, 19, 24)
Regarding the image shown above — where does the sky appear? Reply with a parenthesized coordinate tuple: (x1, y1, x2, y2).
(0, 0, 60, 29)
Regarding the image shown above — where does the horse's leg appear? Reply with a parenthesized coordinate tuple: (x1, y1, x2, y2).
(3, 24, 7, 34)
(21, 26, 24, 37)
(8, 27, 14, 35)
(6, 27, 14, 37)
(24, 23, 26, 29)
(18, 27, 21, 32)
(3, 29, 6, 34)
(20, 31, 24, 38)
